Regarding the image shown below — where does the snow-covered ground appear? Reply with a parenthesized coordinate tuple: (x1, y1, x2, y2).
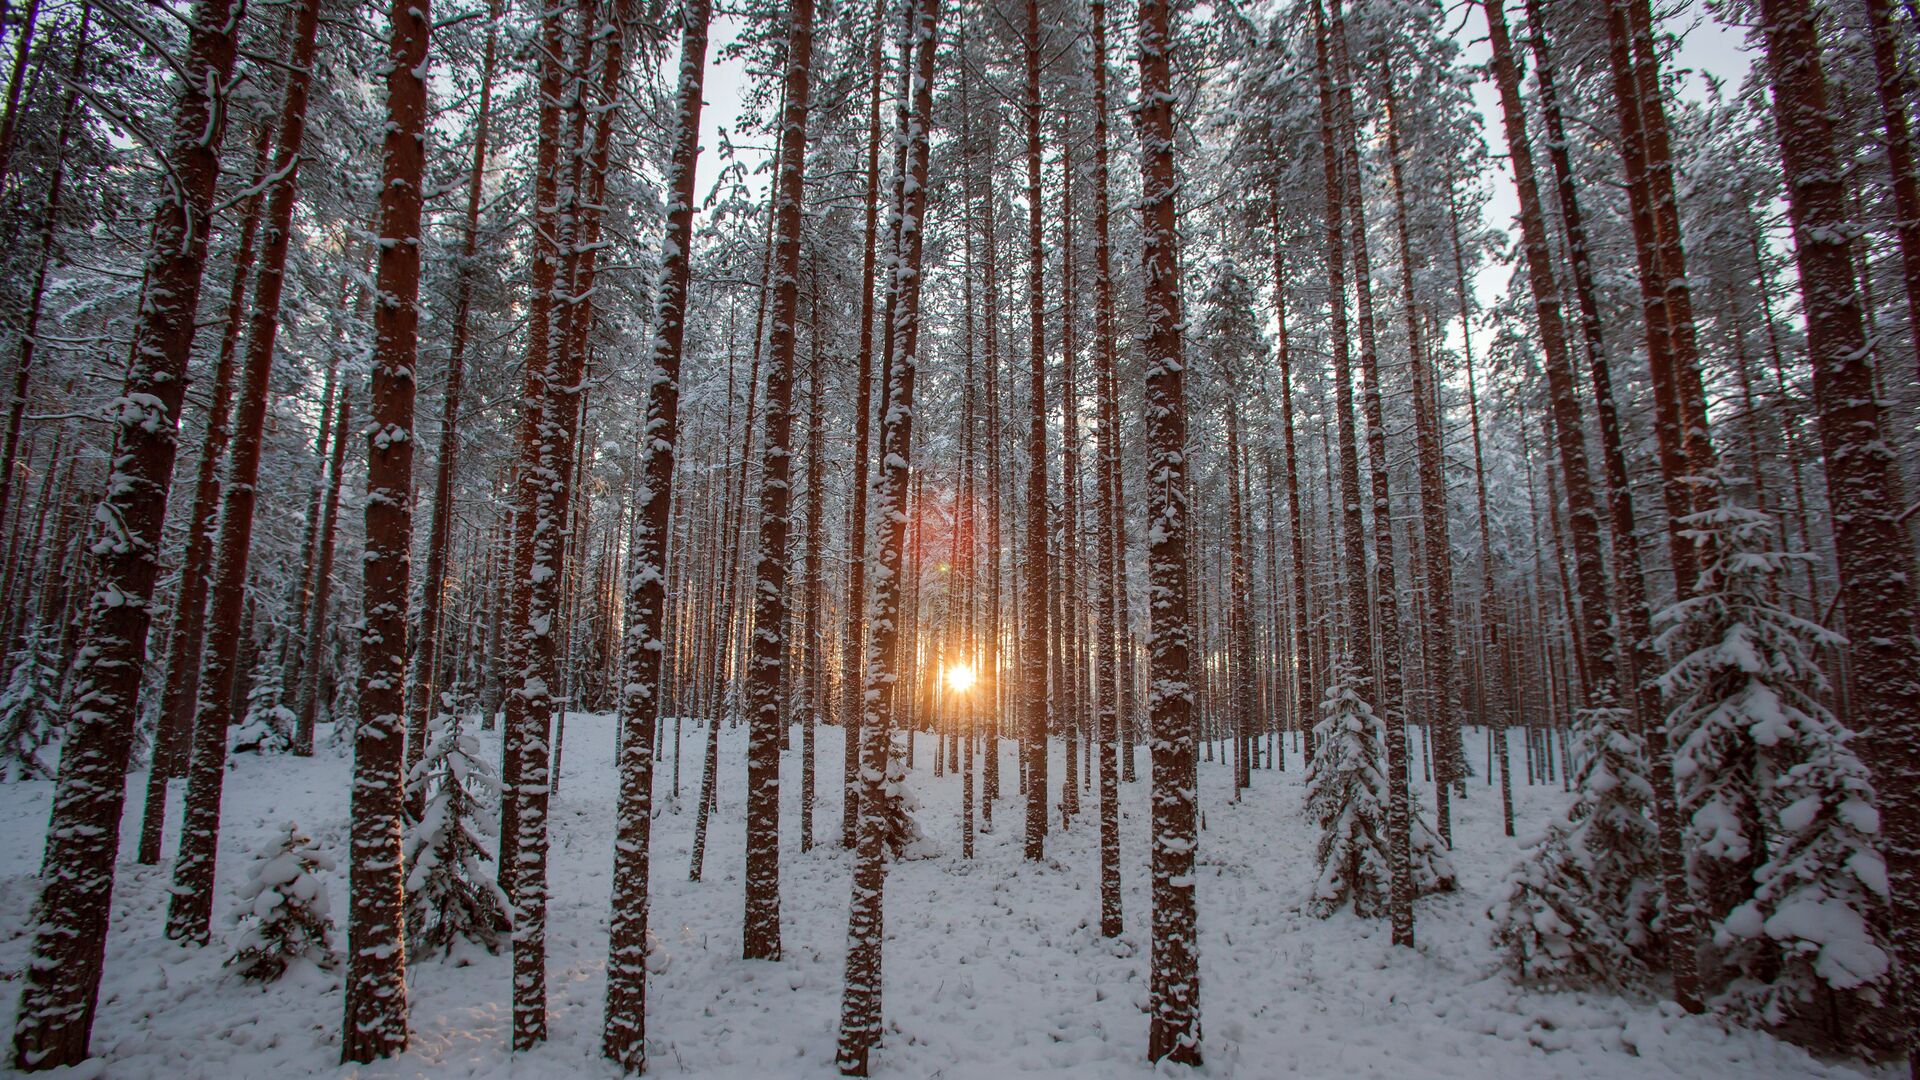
(0, 717, 1885, 1078)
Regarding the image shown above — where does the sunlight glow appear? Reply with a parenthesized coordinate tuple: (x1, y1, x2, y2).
(944, 662, 976, 694)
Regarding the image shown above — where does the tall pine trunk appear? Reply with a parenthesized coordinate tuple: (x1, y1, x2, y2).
(406, 0, 500, 815)
(1138, 0, 1199, 1060)
(167, 0, 324, 944)
(1020, 0, 1050, 861)
(601, 4, 710, 1065)
(1756, 0, 1920, 1066)
(1090, 0, 1122, 940)
(745, 0, 816, 957)
(837, 0, 937, 1069)
(340, 0, 430, 1056)
(10, 0, 238, 1064)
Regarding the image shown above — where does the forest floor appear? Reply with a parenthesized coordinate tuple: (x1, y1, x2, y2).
(0, 716, 1889, 1078)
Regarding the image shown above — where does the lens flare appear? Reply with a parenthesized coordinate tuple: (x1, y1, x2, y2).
(945, 662, 976, 694)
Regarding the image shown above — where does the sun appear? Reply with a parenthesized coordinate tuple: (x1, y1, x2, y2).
(944, 662, 976, 694)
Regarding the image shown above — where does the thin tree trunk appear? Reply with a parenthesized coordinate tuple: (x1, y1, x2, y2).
(135, 120, 274, 862)
(1020, 0, 1051, 862)
(840, 0, 887, 851)
(167, 0, 325, 945)
(1332, 1, 1412, 946)
(744, 0, 816, 961)
(294, 373, 351, 756)
(1482, 0, 1621, 713)
(1525, 0, 1699, 1008)
(1381, 70, 1460, 842)
(405, 0, 500, 816)
(837, 0, 936, 1068)
(1091, 0, 1122, 939)
(801, 266, 825, 854)
(1603, 0, 1716, 598)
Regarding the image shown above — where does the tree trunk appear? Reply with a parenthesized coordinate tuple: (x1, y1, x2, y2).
(294, 373, 351, 756)
(1525, 0, 1699, 1009)
(1139, 0, 1199, 1061)
(1602, 0, 1716, 598)
(1091, 0, 1122, 940)
(837, 0, 937, 1070)
(340, 0, 429, 1056)
(167, 0, 324, 945)
(406, 0, 500, 818)
(1757, 0, 1920, 1066)
(742, 0, 814, 962)
(600, 3, 708, 1062)
(1331, 0, 1412, 947)
(1482, 0, 1620, 713)
(1020, 0, 1051, 862)
(10, 0, 237, 1065)
(1381, 70, 1461, 843)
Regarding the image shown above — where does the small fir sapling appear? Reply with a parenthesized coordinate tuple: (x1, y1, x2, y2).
(228, 821, 338, 982)
(0, 628, 58, 781)
(1491, 702, 1659, 989)
(404, 695, 511, 956)
(233, 651, 295, 754)
(1306, 655, 1454, 918)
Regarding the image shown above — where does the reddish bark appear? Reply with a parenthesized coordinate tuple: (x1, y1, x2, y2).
(1140, 0, 1199, 1060)
(745, 0, 816, 960)
(1020, 0, 1050, 862)
(405, 0, 500, 816)
(10, 0, 238, 1066)
(341, 0, 430, 1055)
(837, 0, 937, 1070)
(167, 0, 324, 945)
(1756, 0, 1920, 1063)
(135, 120, 273, 865)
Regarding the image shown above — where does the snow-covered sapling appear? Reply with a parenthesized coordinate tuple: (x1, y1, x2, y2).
(405, 699, 510, 956)
(228, 821, 338, 982)
(232, 652, 295, 754)
(0, 627, 58, 781)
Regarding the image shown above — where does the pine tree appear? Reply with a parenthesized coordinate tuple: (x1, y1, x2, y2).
(405, 700, 510, 958)
(227, 821, 338, 983)
(342, 0, 432, 1052)
(1658, 497, 1891, 1040)
(1306, 656, 1392, 918)
(1492, 705, 1659, 989)
(234, 650, 295, 755)
(1307, 656, 1455, 920)
(0, 629, 57, 781)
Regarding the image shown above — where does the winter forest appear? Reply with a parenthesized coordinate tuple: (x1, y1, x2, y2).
(0, 0, 1915, 1070)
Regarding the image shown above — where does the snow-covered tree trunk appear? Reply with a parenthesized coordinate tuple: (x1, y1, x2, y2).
(1331, 0, 1414, 949)
(838, 0, 936, 1069)
(1138, 0, 1199, 1060)
(405, 0, 500, 821)
(1090, 0, 1122, 938)
(341, 0, 431, 1055)
(600, 8, 709, 1055)
(744, 0, 817, 959)
(1753, 0, 1920, 1062)
(10, 0, 239, 1065)
(1019, 0, 1050, 863)
(133, 122, 267, 863)
(168, 0, 325, 946)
